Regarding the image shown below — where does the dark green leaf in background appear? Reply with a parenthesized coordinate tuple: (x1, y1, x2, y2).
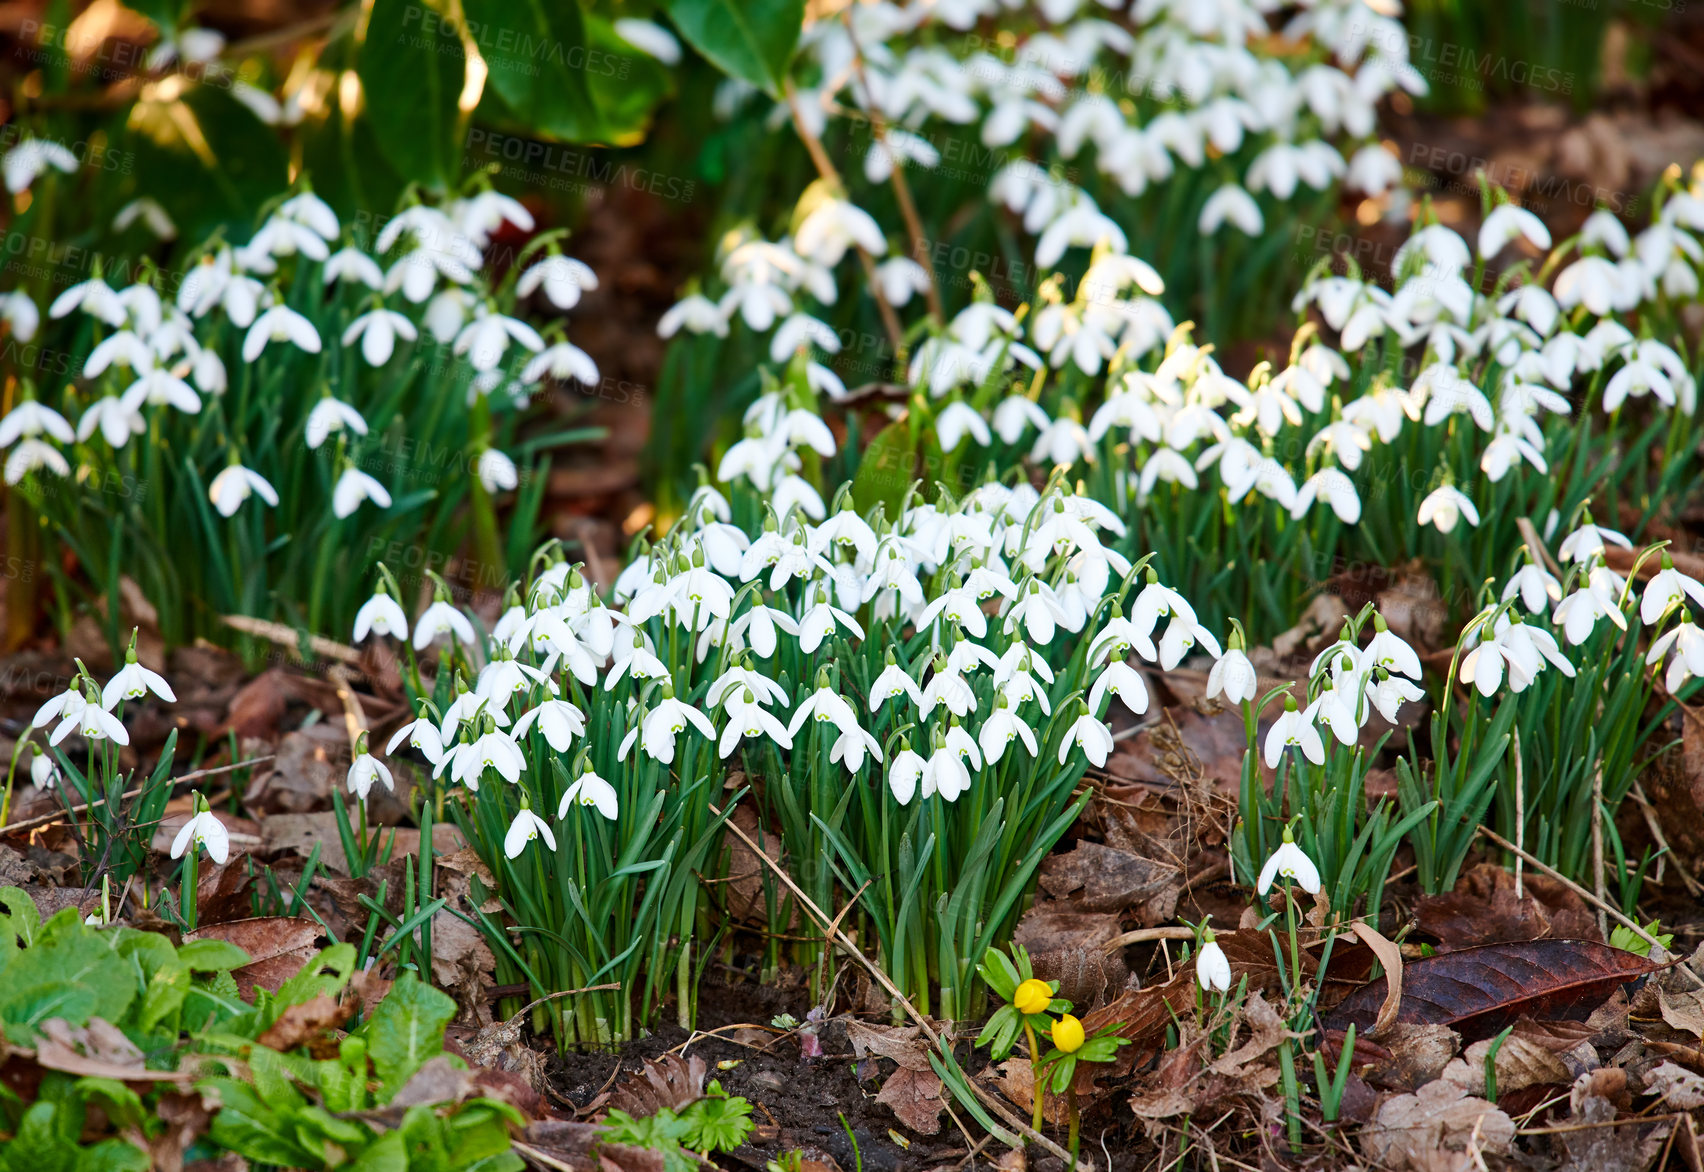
(358, 0, 466, 189)
(661, 0, 804, 96)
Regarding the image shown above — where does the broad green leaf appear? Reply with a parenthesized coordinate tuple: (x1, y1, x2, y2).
(850, 420, 915, 517)
(364, 974, 456, 1095)
(0, 931, 134, 1042)
(661, 0, 804, 96)
(358, 0, 466, 188)
(202, 1078, 309, 1167)
(464, 0, 595, 138)
(349, 1130, 408, 1172)
(73, 1141, 149, 1172)
(0, 1102, 76, 1172)
(175, 939, 251, 971)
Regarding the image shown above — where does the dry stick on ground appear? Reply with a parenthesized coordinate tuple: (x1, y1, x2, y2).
(223, 613, 364, 665)
(1, 755, 276, 836)
(1478, 826, 1704, 991)
(783, 80, 908, 360)
(1513, 728, 1525, 900)
(708, 800, 1091, 1170)
(1591, 766, 1609, 941)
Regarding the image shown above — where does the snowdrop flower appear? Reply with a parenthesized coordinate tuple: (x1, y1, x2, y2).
(504, 804, 557, 859)
(51, 276, 126, 325)
(0, 290, 39, 341)
(721, 691, 796, 757)
(32, 683, 85, 729)
(875, 257, 932, 306)
(477, 448, 519, 493)
(1504, 560, 1563, 614)
(324, 247, 384, 289)
(936, 401, 992, 449)
(1059, 701, 1114, 768)
(923, 731, 977, 802)
(1417, 485, 1478, 534)
(794, 198, 886, 266)
(864, 128, 939, 183)
(354, 585, 408, 642)
(1199, 185, 1263, 236)
(332, 467, 391, 518)
(1558, 520, 1631, 565)
(522, 340, 599, 386)
(613, 16, 681, 63)
(1642, 553, 1704, 625)
(1196, 927, 1231, 992)
(1553, 561, 1629, 645)
(3, 137, 77, 193)
(414, 594, 476, 650)
(518, 254, 599, 310)
(1478, 203, 1551, 258)
(347, 739, 394, 802)
(0, 401, 73, 448)
(1256, 829, 1320, 895)
(1208, 644, 1258, 705)
(888, 743, 926, 805)
(1264, 696, 1324, 768)
(978, 697, 1038, 765)
(1461, 614, 1576, 694)
(1089, 659, 1149, 719)
(101, 640, 176, 709)
(618, 688, 716, 765)
(455, 310, 545, 372)
(1366, 672, 1425, 723)
(1292, 469, 1362, 524)
(386, 713, 445, 765)
(1346, 144, 1403, 196)
(448, 723, 528, 789)
(208, 462, 278, 517)
(871, 652, 924, 710)
(1648, 614, 1704, 691)
(242, 304, 322, 362)
(305, 397, 368, 450)
(658, 294, 730, 338)
(1364, 617, 1422, 679)
(830, 725, 884, 773)
(4, 439, 67, 484)
(30, 753, 57, 791)
(52, 691, 129, 746)
(170, 800, 230, 865)
(558, 760, 619, 819)
(342, 308, 418, 366)
(1005, 578, 1069, 645)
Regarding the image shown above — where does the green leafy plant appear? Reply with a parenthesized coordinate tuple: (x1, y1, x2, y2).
(599, 1080, 755, 1172)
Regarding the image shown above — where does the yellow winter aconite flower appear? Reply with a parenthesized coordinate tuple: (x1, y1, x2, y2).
(1013, 978, 1051, 1016)
(1051, 1014, 1085, 1054)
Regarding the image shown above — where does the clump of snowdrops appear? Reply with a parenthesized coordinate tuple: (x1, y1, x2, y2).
(0, 180, 603, 653)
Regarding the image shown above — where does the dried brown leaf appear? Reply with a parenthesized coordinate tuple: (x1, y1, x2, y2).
(607, 1053, 708, 1117)
(1360, 1080, 1514, 1171)
(255, 993, 351, 1054)
(1416, 863, 1599, 949)
(186, 916, 322, 1000)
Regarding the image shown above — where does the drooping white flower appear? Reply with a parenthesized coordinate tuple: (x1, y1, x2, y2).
(1256, 832, 1320, 895)
(101, 648, 176, 710)
(342, 309, 418, 366)
(518, 254, 599, 310)
(477, 448, 519, 493)
(1417, 485, 1478, 534)
(332, 467, 392, 518)
(504, 807, 557, 858)
(559, 761, 619, 819)
(1059, 703, 1114, 768)
(1196, 931, 1231, 992)
(414, 598, 476, 649)
(1208, 648, 1257, 705)
(1642, 554, 1704, 625)
(1264, 697, 1324, 768)
(354, 588, 408, 643)
(170, 803, 230, 865)
(242, 304, 322, 362)
(208, 463, 278, 517)
(347, 747, 394, 802)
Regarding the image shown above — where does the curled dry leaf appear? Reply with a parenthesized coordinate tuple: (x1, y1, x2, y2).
(255, 992, 352, 1055)
(185, 915, 321, 1000)
(1327, 939, 1664, 1042)
(35, 1016, 191, 1082)
(1360, 1080, 1515, 1172)
(846, 1020, 943, 1135)
(1646, 1062, 1704, 1110)
(1415, 863, 1599, 949)
(1014, 907, 1130, 1011)
(608, 1052, 708, 1117)
(1348, 920, 1404, 1038)
(1353, 1023, 1460, 1091)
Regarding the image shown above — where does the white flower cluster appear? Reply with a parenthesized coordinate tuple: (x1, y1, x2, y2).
(0, 189, 600, 509)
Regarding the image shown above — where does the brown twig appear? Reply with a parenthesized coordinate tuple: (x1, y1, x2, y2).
(782, 80, 907, 361)
(1477, 826, 1704, 990)
(2, 755, 275, 836)
(708, 800, 1090, 1168)
(1628, 780, 1703, 897)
